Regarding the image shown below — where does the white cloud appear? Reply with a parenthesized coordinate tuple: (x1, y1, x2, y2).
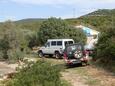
(0, 15, 16, 22)
(8, 0, 115, 5)
(4, 15, 16, 21)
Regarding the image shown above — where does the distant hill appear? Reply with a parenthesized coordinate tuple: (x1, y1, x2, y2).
(66, 9, 115, 31)
(0, 18, 46, 31)
(15, 18, 46, 23)
(0, 9, 115, 31)
(85, 9, 115, 16)
(14, 18, 47, 31)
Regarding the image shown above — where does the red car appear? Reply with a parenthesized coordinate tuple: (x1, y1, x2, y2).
(63, 43, 89, 66)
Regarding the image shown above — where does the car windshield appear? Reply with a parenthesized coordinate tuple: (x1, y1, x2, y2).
(65, 44, 83, 59)
(66, 45, 82, 52)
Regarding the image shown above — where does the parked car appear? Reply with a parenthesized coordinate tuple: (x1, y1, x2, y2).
(63, 43, 89, 66)
(38, 39, 74, 58)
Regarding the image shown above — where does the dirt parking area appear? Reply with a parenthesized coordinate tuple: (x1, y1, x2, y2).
(62, 65, 115, 86)
(0, 62, 18, 80)
(0, 58, 115, 86)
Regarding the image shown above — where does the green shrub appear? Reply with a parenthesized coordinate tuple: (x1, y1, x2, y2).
(37, 17, 86, 45)
(0, 36, 10, 59)
(94, 27, 115, 60)
(94, 27, 115, 72)
(0, 21, 29, 60)
(7, 60, 67, 86)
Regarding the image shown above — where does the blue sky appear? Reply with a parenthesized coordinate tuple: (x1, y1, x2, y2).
(0, 0, 115, 22)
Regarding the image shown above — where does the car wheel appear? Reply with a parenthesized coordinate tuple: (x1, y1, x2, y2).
(74, 50, 83, 59)
(38, 51, 44, 58)
(55, 52, 61, 59)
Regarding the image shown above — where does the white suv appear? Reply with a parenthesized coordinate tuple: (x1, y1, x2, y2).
(38, 39, 74, 58)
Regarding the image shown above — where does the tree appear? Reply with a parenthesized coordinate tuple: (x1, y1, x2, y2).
(37, 18, 86, 45)
(7, 61, 66, 86)
(94, 27, 115, 64)
(0, 36, 10, 59)
(0, 21, 28, 60)
(28, 34, 38, 49)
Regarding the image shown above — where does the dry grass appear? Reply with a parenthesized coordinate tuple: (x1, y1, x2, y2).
(36, 56, 115, 86)
(86, 66, 115, 86)
(1, 53, 115, 86)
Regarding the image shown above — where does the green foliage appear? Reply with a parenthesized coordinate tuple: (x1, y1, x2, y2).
(66, 9, 115, 73)
(27, 32, 39, 49)
(94, 27, 115, 72)
(0, 21, 28, 60)
(0, 36, 10, 59)
(7, 60, 67, 86)
(15, 18, 44, 31)
(0, 18, 44, 49)
(66, 9, 115, 32)
(37, 18, 86, 45)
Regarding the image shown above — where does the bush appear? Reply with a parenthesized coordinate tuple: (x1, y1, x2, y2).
(37, 18, 86, 45)
(0, 36, 10, 59)
(7, 60, 67, 86)
(93, 27, 115, 72)
(0, 21, 28, 60)
(27, 32, 39, 49)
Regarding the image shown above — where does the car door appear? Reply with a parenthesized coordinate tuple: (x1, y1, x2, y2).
(42, 42, 51, 54)
(49, 41, 57, 54)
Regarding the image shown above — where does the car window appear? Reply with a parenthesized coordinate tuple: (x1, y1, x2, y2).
(65, 41, 68, 46)
(46, 42, 50, 47)
(64, 41, 73, 46)
(71, 46, 76, 51)
(51, 41, 56, 46)
(57, 41, 62, 46)
(68, 41, 73, 44)
(66, 46, 72, 53)
(77, 45, 82, 50)
(66, 45, 82, 53)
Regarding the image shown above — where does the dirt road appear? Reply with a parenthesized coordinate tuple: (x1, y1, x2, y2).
(43, 58, 115, 86)
(62, 69, 88, 86)
(0, 61, 18, 80)
(0, 58, 115, 86)
(62, 65, 115, 86)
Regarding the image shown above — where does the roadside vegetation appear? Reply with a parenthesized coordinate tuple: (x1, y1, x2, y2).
(0, 18, 85, 86)
(37, 18, 86, 45)
(5, 60, 70, 86)
(66, 9, 115, 32)
(0, 21, 29, 61)
(93, 27, 115, 72)
(66, 9, 115, 73)
(0, 18, 86, 60)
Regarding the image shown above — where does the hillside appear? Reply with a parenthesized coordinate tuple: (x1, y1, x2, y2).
(15, 18, 46, 31)
(66, 9, 115, 32)
(15, 18, 46, 23)
(0, 9, 115, 32)
(85, 9, 115, 16)
(0, 18, 46, 31)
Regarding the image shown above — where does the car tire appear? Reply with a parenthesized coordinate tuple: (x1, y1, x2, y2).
(74, 50, 83, 59)
(55, 52, 61, 59)
(38, 51, 44, 58)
